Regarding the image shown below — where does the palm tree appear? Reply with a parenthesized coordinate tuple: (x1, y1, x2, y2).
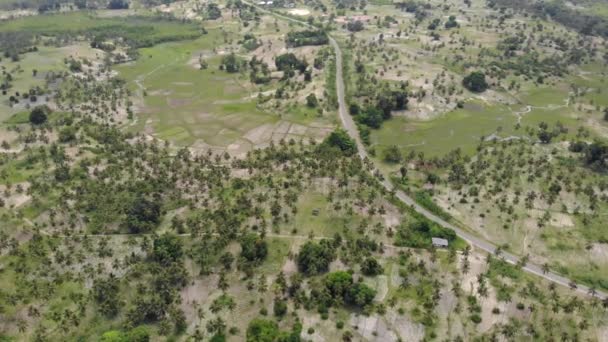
(17, 319, 27, 333)
(541, 263, 549, 274)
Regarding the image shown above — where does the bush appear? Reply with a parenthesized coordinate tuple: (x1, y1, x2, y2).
(286, 30, 328, 47)
(220, 53, 241, 73)
(444, 15, 458, 28)
(297, 240, 336, 275)
(382, 145, 402, 163)
(273, 299, 287, 317)
(321, 129, 357, 156)
(107, 0, 129, 9)
(58, 126, 77, 142)
(246, 318, 300, 342)
(345, 283, 376, 307)
(347, 20, 364, 32)
(127, 327, 150, 342)
(29, 105, 50, 125)
(470, 313, 482, 324)
(205, 3, 222, 20)
(100, 330, 125, 342)
(306, 93, 318, 108)
(275, 53, 307, 73)
(153, 234, 184, 265)
(462, 71, 488, 92)
(360, 257, 383, 276)
(126, 197, 161, 233)
(240, 233, 268, 263)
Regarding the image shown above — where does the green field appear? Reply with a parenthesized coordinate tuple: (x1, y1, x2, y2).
(371, 102, 517, 157)
(115, 28, 333, 148)
(0, 11, 201, 43)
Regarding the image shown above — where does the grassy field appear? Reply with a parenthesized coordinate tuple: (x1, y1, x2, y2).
(371, 101, 516, 157)
(115, 26, 334, 150)
(0, 11, 201, 41)
(0, 43, 101, 121)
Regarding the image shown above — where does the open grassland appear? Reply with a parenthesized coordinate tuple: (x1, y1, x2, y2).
(372, 101, 516, 157)
(0, 43, 102, 120)
(0, 11, 201, 42)
(115, 24, 334, 152)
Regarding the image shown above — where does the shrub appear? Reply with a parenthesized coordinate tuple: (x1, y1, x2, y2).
(462, 71, 488, 92)
(240, 233, 268, 263)
(29, 105, 50, 125)
(306, 93, 318, 108)
(153, 234, 184, 265)
(470, 313, 482, 324)
(286, 30, 328, 47)
(321, 129, 357, 156)
(297, 240, 336, 275)
(347, 20, 364, 32)
(382, 145, 402, 163)
(273, 299, 287, 317)
(126, 197, 161, 233)
(360, 257, 383, 276)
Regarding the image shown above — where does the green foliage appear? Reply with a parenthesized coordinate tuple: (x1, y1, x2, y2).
(296, 240, 336, 275)
(306, 93, 318, 108)
(99, 327, 149, 342)
(127, 327, 150, 342)
(354, 106, 384, 129)
(583, 140, 608, 172)
(93, 275, 121, 317)
(286, 30, 328, 47)
(153, 234, 184, 265)
(246, 318, 301, 342)
(107, 0, 129, 9)
(210, 334, 227, 342)
(444, 15, 459, 29)
(413, 191, 451, 221)
(347, 20, 364, 32)
(345, 282, 376, 307)
(321, 129, 357, 156)
(205, 3, 222, 20)
(325, 271, 354, 298)
(275, 53, 308, 73)
(240, 33, 261, 51)
(240, 233, 268, 263)
(395, 219, 456, 248)
(0, 14, 202, 51)
(488, 0, 608, 38)
(58, 126, 77, 143)
(100, 330, 126, 342)
(462, 71, 488, 92)
(29, 105, 50, 125)
(220, 53, 242, 73)
(273, 298, 287, 317)
(383, 145, 402, 163)
(360, 257, 383, 276)
(126, 197, 161, 233)
(318, 271, 376, 308)
(487, 257, 522, 280)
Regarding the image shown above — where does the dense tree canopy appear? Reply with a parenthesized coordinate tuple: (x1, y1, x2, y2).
(462, 71, 488, 92)
(296, 240, 336, 275)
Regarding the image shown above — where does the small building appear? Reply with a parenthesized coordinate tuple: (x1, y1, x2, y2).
(431, 237, 449, 248)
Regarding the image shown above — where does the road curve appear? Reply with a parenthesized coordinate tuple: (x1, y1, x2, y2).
(245, 1, 606, 300)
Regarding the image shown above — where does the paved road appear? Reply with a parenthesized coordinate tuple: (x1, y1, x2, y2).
(234, 1, 606, 300)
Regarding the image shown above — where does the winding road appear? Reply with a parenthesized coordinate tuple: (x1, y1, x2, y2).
(241, 2, 606, 299)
